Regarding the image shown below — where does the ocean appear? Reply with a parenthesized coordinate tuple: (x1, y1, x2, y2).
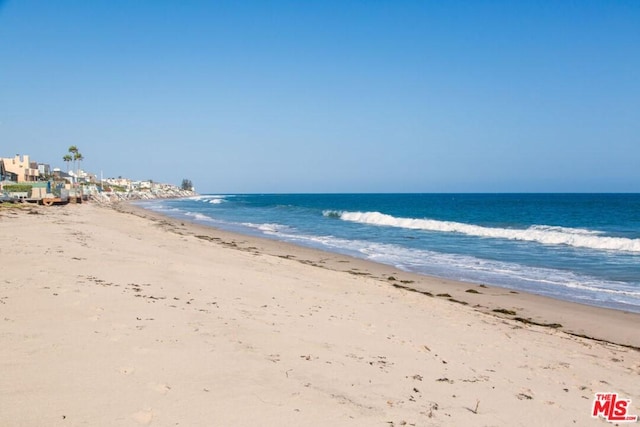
(136, 193, 640, 313)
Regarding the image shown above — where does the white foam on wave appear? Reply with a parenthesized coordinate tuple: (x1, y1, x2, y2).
(148, 205, 182, 214)
(529, 224, 603, 236)
(242, 222, 292, 234)
(324, 210, 640, 253)
(190, 195, 228, 204)
(185, 211, 215, 222)
(276, 230, 640, 309)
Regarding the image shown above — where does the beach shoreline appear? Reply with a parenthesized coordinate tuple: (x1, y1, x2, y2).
(1, 201, 639, 426)
(122, 200, 640, 349)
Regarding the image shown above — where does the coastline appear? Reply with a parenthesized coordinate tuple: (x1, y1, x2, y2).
(1, 201, 639, 426)
(123, 200, 640, 349)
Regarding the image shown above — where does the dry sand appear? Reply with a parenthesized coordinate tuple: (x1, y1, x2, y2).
(1, 202, 639, 426)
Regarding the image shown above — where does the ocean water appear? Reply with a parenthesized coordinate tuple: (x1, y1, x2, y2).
(137, 194, 640, 313)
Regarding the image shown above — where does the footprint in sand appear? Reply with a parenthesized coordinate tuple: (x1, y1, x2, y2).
(131, 409, 154, 425)
(149, 383, 171, 394)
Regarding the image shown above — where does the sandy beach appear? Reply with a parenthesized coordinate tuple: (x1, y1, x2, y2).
(1, 201, 639, 426)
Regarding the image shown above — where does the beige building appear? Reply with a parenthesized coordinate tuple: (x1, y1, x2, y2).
(0, 155, 40, 182)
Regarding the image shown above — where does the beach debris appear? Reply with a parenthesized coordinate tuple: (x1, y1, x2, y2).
(368, 356, 392, 370)
(390, 283, 434, 297)
(462, 376, 489, 383)
(493, 308, 517, 316)
(465, 289, 481, 294)
(514, 317, 562, 329)
(471, 399, 480, 414)
(346, 269, 370, 276)
(423, 402, 439, 418)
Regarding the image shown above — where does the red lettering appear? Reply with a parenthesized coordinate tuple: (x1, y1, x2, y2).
(614, 400, 628, 416)
(593, 399, 611, 417)
(592, 393, 638, 422)
(605, 399, 627, 421)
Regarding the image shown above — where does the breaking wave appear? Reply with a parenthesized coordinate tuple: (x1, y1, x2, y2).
(190, 195, 228, 204)
(323, 210, 640, 253)
(241, 222, 293, 234)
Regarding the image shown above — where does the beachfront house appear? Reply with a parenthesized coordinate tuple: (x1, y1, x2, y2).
(1, 160, 12, 181)
(52, 168, 74, 185)
(38, 163, 51, 179)
(131, 180, 153, 191)
(1, 160, 19, 191)
(0, 154, 40, 182)
(103, 177, 132, 191)
(80, 171, 98, 184)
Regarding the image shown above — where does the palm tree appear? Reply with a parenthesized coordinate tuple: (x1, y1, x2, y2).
(74, 152, 84, 181)
(68, 146, 78, 174)
(63, 154, 72, 172)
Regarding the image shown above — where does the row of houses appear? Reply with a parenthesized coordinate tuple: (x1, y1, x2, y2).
(101, 178, 185, 192)
(0, 154, 95, 184)
(1, 153, 183, 195)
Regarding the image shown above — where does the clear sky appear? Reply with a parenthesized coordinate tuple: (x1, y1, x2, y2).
(1, 1, 638, 193)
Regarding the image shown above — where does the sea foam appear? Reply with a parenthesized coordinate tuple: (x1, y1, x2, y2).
(324, 210, 640, 253)
(191, 195, 227, 204)
(265, 227, 640, 302)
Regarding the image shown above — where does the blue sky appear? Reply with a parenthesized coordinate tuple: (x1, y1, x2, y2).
(1, 1, 638, 193)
